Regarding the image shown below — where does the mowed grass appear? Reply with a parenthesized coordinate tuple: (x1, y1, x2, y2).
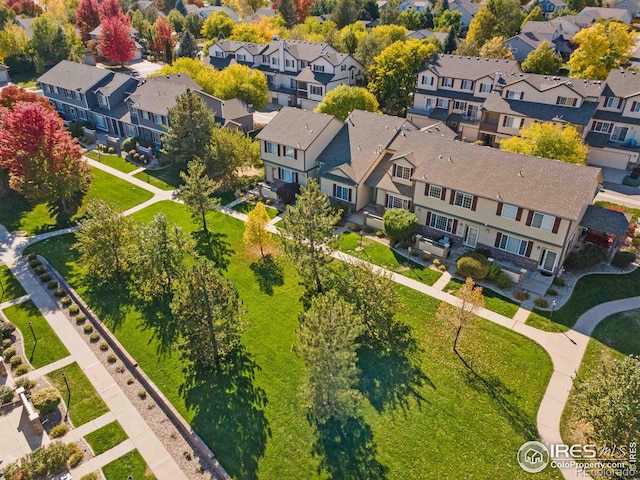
(561, 309, 640, 446)
(85, 151, 139, 173)
(2, 300, 69, 369)
(102, 450, 156, 480)
(133, 165, 183, 191)
(338, 231, 443, 286)
(526, 269, 640, 330)
(85, 421, 128, 456)
(46, 362, 109, 427)
(27, 201, 559, 479)
(444, 279, 520, 318)
(0, 167, 153, 235)
(232, 201, 279, 219)
(0, 265, 26, 302)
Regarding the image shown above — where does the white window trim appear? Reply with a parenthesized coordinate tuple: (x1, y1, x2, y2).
(394, 164, 412, 180)
(428, 185, 442, 199)
(501, 204, 518, 220)
(461, 80, 473, 91)
(610, 126, 628, 143)
(429, 213, 454, 233)
(592, 121, 611, 133)
(454, 192, 473, 209)
(280, 167, 294, 183)
(531, 212, 555, 231)
(499, 234, 528, 256)
(605, 97, 622, 109)
(284, 146, 295, 158)
(266, 141, 277, 155)
(387, 195, 410, 209)
(335, 185, 350, 201)
(479, 83, 492, 93)
(310, 85, 323, 96)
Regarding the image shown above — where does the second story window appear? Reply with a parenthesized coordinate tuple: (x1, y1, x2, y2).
(506, 90, 524, 100)
(453, 101, 466, 111)
(394, 164, 412, 180)
(215, 51, 224, 58)
(271, 57, 279, 66)
(610, 126, 629, 142)
(503, 116, 523, 129)
(454, 192, 474, 209)
(556, 96, 577, 106)
(237, 54, 246, 61)
(436, 98, 450, 109)
(604, 97, 622, 109)
(141, 110, 150, 120)
(461, 80, 473, 91)
(285, 146, 295, 158)
(43, 84, 51, 93)
(500, 203, 518, 220)
(631, 101, 640, 113)
(428, 184, 443, 199)
(65, 89, 73, 99)
(53, 86, 60, 94)
(285, 59, 294, 68)
(421, 76, 434, 86)
(531, 212, 555, 231)
(310, 85, 323, 96)
(591, 121, 612, 133)
(154, 114, 162, 125)
(300, 60, 308, 68)
(265, 141, 277, 155)
(74, 91, 82, 101)
(441, 77, 453, 88)
(479, 83, 492, 93)
(98, 93, 107, 108)
(312, 64, 325, 72)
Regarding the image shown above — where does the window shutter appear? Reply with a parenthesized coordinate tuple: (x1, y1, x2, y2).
(552, 217, 561, 234)
(502, 116, 508, 127)
(632, 101, 637, 112)
(410, 168, 414, 179)
(572, 98, 577, 107)
(348, 189, 352, 202)
(441, 188, 447, 201)
(520, 92, 524, 100)
(278, 167, 281, 179)
(385, 194, 389, 207)
(263, 141, 267, 153)
(294, 149, 297, 160)
(516, 207, 523, 221)
(471, 196, 478, 211)
(450, 190, 456, 205)
(505, 90, 510, 98)
(277, 144, 281, 156)
(495, 232, 502, 248)
(333, 184, 336, 196)
(496, 202, 503, 216)
(424, 183, 430, 195)
(526, 210, 534, 226)
(525, 241, 533, 257)
(407, 200, 411, 210)
(294, 172, 299, 183)
(556, 96, 560, 105)
(426, 211, 431, 225)
(452, 219, 458, 234)
(608, 123, 613, 133)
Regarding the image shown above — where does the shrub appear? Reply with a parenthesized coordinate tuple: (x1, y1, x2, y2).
(123, 137, 139, 152)
(2, 441, 71, 480)
(50, 424, 69, 438)
(15, 364, 29, 376)
(364, 226, 374, 234)
(265, 199, 273, 205)
(76, 314, 86, 324)
(421, 251, 431, 261)
(29, 259, 41, 268)
(89, 332, 99, 342)
(99, 341, 109, 351)
(332, 201, 349, 219)
(34, 265, 46, 275)
(3, 347, 16, 361)
(68, 450, 84, 468)
(10, 355, 22, 368)
(138, 389, 147, 399)
(475, 247, 492, 258)
(409, 248, 419, 257)
(612, 250, 636, 267)
(564, 244, 608, 270)
(127, 377, 135, 385)
(31, 387, 61, 414)
(433, 259, 441, 267)
(116, 365, 125, 373)
(375, 230, 385, 238)
(487, 262, 502, 280)
(107, 354, 117, 363)
(47, 280, 58, 289)
(383, 208, 417, 243)
(0, 385, 14, 404)
(61, 296, 72, 307)
(438, 264, 447, 272)
(534, 298, 549, 308)
(514, 291, 530, 301)
(456, 252, 491, 280)
(28, 252, 38, 261)
(81, 473, 99, 480)
(3, 338, 12, 348)
(54, 288, 65, 297)
(632, 237, 640, 249)
(396, 240, 410, 249)
(553, 276, 566, 287)
(496, 272, 512, 289)
(83, 324, 93, 334)
(108, 147, 115, 154)
(68, 304, 80, 315)
(348, 224, 362, 232)
(15, 377, 35, 391)
(1, 321, 15, 339)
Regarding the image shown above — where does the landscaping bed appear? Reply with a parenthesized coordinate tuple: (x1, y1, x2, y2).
(231, 200, 279, 219)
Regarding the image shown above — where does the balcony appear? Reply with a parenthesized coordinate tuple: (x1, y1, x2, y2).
(297, 90, 308, 99)
(479, 122, 499, 133)
(407, 106, 434, 117)
(461, 115, 480, 124)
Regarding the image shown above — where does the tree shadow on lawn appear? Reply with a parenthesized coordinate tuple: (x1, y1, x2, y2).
(312, 415, 389, 480)
(458, 353, 538, 440)
(135, 296, 180, 355)
(181, 346, 270, 480)
(358, 321, 434, 413)
(249, 255, 284, 295)
(192, 230, 233, 271)
(83, 278, 132, 332)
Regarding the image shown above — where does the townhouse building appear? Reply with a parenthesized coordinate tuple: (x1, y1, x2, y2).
(207, 38, 363, 110)
(38, 60, 253, 148)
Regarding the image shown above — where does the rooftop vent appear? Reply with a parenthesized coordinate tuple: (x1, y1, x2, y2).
(518, 170, 524, 178)
(438, 154, 443, 158)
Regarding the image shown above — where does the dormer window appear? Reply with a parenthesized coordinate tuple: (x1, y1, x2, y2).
(604, 97, 622, 109)
(441, 77, 453, 87)
(312, 64, 325, 72)
(631, 101, 640, 113)
(98, 93, 108, 107)
(421, 76, 435, 86)
(394, 164, 413, 180)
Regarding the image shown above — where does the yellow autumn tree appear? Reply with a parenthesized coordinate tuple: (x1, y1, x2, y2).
(436, 277, 485, 354)
(244, 201, 273, 258)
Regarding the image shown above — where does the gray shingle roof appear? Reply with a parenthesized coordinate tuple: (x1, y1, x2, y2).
(242, 7, 276, 22)
(256, 106, 339, 150)
(15, 17, 34, 38)
(262, 39, 350, 66)
(501, 73, 604, 98)
(220, 98, 251, 121)
(295, 67, 335, 85)
(450, 0, 481, 14)
(37, 60, 112, 93)
(585, 131, 640, 150)
(206, 56, 235, 69)
(580, 6, 629, 18)
(127, 75, 201, 116)
(592, 108, 640, 126)
(602, 69, 640, 98)
(198, 6, 239, 21)
(214, 39, 266, 55)
(521, 21, 558, 36)
(317, 110, 415, 183)
(389, 132, 601, 220)
(364, 159, 415, 197)
(581, 205, 631, 236)
(420, 54, 522, 80)
(94, 72, 134, 96)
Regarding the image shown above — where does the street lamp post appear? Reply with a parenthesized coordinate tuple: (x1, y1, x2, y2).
(549, 300, 577, 345)
(27, 322, 36, 343)
(61, 371, 71, 421)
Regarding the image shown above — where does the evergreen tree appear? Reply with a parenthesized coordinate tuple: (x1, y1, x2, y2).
(362, 0, 379, 20)
(177, 30, 198, 58)
(380, 0, 400, 25)
(175, 0, 188, 16)
(163, 89, 216, 165)
(294, 291, 364, 424)
(278, 0, 298, 27)
(419, 7, 434, 29)
(331, 0, 359, 28)
(177, 159, 221, 233)
(185, 11, 204, 37)
(443, 26, 456, 53)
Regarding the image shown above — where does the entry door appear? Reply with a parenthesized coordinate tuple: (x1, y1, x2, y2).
(465, 226, 479, 248)
(540, 249, 559, 272)
(70, 107, 77, 121)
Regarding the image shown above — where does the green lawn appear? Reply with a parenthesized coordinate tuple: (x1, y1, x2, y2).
(84, 421, 128, 456)
(2, 300, 69, 369)
(444, 279, 520, 318)
(232, 201, 279, 219)
(27, 201, 560, 479)
(526, 269, 640, 330)
(0, 265, 26, 302)
(102, 450, 156, 480)
(46, 362, 109, 427)
(133, 165, 183, 191)
(338, 232, 442, 286)
(10, 71, 40, 88)
(561, 309, 640, 446)
(0, 167, 153, 235)
(85, 151, 139, 173)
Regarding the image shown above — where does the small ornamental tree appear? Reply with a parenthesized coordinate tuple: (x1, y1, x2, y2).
(315, 85, 380, 121)
(151, 17, 176, 63)
(383, 208, 417, 244)
(99, 14, 135, 65)
(243, 201, 272, 258)
(436, 277, 484, 354)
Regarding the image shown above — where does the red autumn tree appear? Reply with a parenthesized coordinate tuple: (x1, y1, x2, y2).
(6, 0, 42, 15)
(0, 85, 54, 112)
(76, 0, 100, 41)
(99, 14, 135, 65)
(98, 0, 122, 19)
(295, 0, 313, 22)
(0, 102, 92, 212)
(151, 17, 175, 62)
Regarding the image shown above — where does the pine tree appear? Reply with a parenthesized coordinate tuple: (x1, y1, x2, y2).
(443, 26, 456, 53)
(277, 0, 298, 27)
(175, 0, 188, 16)
(294, 291, 364, 424)
(243, 202, 272, 258)
(331, 0, 359, 28)
(177, 30, 198, 58)
(177, 159, 221, 233)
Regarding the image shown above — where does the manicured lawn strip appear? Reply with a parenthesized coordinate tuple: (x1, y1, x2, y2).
(46, 362, 109, 427)
(85, 151, 139, 173)
(594, 200, 640, 222)
(11, 71, 40, 88)
(0, 265, 26, 301)
(527, 269, 640, 329)
(525, 311, 570, 333)
(2, 300, 69, 369)
(133, 165, 183, 191)
(338, 231, 442, 286)
(102, 450, 156, 480)
(560, 310, 640, 446)
(232, 201, 279, 219)
(84, 421, 128, 456)
(27, 201, 560, 479)
(84, 168, 154, 213)
(444, 279, 520, 318)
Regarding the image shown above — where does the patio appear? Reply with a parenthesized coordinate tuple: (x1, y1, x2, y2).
(0, 402, 49, 466)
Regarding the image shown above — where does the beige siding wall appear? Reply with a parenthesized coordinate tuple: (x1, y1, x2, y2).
(508, 83, 583, 106)
(587, 147, 637, 170)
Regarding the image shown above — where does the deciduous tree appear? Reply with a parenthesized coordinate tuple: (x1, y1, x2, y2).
(434, 9, 461, 34)
(466, 6, 496, 47)
(522, 40, 561, 74)
(294, 291, 364, 424)
(499, 122, 588, 165)
(201, 11, 235, 39)
(177, 159, 221, 233)
(100, 14, 135, 65)
(151, 16, 176, 63)
(436, 277, 484, 353)
(167, 9, 186, 33)
(76, 0, 100, 41)
(243, 201, 272, 258)
(98, 0, 122, 18)
(521, 5, 543, 29)
(467, 0, 522, 47)
(30, 14, 70, 64)
(478, 36, 513, 59)
(279, 179, 340, 299)
(177, 30, 198, 58)
(380, 0, 400, 25)
(206, 126, 259, 182)
(315, 85, 380, 120)
(0, 102, 91, 213)
(0, 85, 54, 111)
(0, 26, 29, 64)
(213, 64, 269, 110)
(74, 199, 135, 282)
(0, 6, 16, 31)
(171, 257, 244, 371)
(383, 208, 417, 243)
(185, 11, 204, 37)
(398, 8, 421, 30)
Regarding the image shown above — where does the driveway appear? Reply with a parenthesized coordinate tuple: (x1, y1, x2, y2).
(126, 59, 164, 78)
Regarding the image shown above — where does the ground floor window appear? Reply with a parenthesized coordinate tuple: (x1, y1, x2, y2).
(94, 115, 107, 131)
(152, 131, 162, 145)
(386, 195, 410, 209)
(335, 185, 351, 202)
(280, 167, 297, 183)
(499, 233, 528, 256)
(429, 213, 454, 233)
(78, 109, 87, 120)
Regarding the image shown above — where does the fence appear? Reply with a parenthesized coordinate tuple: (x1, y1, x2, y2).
(363, 212, 384, 231)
